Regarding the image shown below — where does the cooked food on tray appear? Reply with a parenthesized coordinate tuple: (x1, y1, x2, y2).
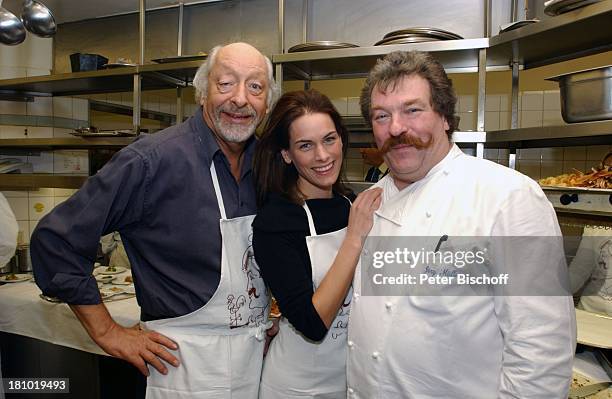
(539, 154, 612, 189)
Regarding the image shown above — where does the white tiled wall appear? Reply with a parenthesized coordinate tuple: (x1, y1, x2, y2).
(0, 35, 89, 241)
(2, 188, 78, 243)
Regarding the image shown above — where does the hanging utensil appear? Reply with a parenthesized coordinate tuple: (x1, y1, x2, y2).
(0, 0, 26, 45)
(21, 0, 56, 38)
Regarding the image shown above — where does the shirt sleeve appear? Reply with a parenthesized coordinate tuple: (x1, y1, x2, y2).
(30, 148, 148, 304)
(0, 194, 18, 267)
(491, 180, 576, 398)
(253, 228, 328, 341)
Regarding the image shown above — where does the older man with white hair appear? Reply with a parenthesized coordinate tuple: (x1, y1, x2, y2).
(31, 42, 279, 398)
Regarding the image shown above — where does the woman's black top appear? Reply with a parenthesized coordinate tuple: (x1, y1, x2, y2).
(252, 192, 352, 341)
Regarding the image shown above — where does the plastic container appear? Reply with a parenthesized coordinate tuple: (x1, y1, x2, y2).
(69, 53, 108, 72)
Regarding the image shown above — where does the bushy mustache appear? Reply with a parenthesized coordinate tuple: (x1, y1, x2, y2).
(380, 134, 430, 154)
(216, 104, 256, 118)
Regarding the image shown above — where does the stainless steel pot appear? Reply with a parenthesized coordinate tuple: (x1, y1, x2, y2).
(547, 65, 612, 123)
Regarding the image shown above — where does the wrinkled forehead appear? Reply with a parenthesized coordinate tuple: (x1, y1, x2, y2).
(211, 47, 268, 80)
(372, 74, 432, 103)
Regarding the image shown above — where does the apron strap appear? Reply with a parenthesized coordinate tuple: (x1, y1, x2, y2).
(210, 161, 227, 220)
(302, 195, 353, 237)
(302, 202, 317, 236)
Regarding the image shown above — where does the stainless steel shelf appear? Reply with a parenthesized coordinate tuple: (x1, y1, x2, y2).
(485, 120, 612, 148)
(0, 60, 203, 99)
(0, 137, 134, 150)
(273, 38, 491, 80)
(90, 101, 176, 125)
(0, 174, 87, 189)
(488, 0, 612, 69)
(0, 68, 138, 98)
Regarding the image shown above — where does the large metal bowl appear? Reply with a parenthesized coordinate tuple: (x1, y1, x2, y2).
(546, 65, 612, 123)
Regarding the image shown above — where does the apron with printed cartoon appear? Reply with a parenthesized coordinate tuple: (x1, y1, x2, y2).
(143, 163, 270, 399)
(259, 199, 352, 399)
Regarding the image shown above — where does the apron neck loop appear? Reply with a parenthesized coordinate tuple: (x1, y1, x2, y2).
(210, 161, 228, 220)
(302, 202, 317, 236)
(302, 195, 352, 237)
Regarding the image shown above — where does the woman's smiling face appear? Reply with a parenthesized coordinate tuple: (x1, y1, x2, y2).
(281, 112, 343, 199)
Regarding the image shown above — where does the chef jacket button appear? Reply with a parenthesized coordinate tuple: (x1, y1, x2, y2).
(385, 301, 393, 310)
(372, 351, 380, 359)
(443, 170, 450, 176)
(425, 211, 432, 218)
(353, 292, 360, 299)
(348, 388, 354, 394)
(348, 340, 354, 348)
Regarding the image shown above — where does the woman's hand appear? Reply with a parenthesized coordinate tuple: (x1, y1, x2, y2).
(345, 188, 382, 245)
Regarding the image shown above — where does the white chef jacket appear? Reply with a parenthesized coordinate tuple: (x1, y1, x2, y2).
(0, 193, 18, 267)
(347, 145, 576, 399)
(0, 192, 18, 399)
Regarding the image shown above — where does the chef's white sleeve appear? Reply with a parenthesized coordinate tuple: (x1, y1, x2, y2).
(490, 180, 576, 399)
(0, 193, 18, 267)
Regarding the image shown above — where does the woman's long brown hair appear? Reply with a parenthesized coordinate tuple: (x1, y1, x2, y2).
(253, 89, 350, 207)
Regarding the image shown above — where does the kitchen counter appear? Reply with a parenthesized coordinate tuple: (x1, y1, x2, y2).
(0, 276, 140, 356)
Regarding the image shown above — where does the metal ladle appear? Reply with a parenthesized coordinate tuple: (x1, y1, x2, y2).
(0, 0, 26, 45)
(21, 0, 56, 38)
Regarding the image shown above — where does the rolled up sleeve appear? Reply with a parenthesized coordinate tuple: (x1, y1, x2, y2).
(30, 148, 147, 304)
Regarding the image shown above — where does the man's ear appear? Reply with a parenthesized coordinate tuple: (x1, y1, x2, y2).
(280, 149, 292, 164)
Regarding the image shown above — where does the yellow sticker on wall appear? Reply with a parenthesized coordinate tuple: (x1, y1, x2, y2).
(33, 202, 45, 213)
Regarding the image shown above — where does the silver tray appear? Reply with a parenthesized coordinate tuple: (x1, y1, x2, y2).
(101, 63, 137, 69)
(288, 41, 359, 53)
(71, 129, 136, 137)
(541, 185, 612, 193)
(374, 36, 441, 46)
(499, 19, 539, 33)
(382, 27, 463, 41)
(544, 0, 600, 16)
(151, 54, 208, 64)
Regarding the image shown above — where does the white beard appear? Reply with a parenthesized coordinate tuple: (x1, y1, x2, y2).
(213, 105, 259, 143)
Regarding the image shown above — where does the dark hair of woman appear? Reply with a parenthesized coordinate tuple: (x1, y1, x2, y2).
(253, 89, 351, 207)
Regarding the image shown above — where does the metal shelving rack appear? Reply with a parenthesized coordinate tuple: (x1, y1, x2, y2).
(272, 0, 612, 162)
(1, 0, 611, 190)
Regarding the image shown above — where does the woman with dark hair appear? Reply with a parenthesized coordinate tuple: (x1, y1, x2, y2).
(252, 89, 381, 398)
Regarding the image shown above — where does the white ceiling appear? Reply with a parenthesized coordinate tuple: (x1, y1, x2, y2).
(2, 0, 225, 24)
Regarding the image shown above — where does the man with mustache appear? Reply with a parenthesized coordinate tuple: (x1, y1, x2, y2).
(346, 51, 576, 398)
(30, 42, 279, 398)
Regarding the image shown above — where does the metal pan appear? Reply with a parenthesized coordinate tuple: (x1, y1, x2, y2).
(546, 65, 612, 123)
(544, 0, 600, 16)
(151, 54, 207, 64)
(101, 63, 137, 69)
(499, 19, 539, 33)
(383, 27, 463, 41)
(288, 41, 358, 53)
(374, 36, 442, 46)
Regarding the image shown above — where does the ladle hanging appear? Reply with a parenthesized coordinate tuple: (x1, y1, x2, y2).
(0, 0, 26, 45)
(21, 0, 56, 38)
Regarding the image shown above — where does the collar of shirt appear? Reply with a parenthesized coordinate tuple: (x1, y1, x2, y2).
(189, 106, 257, 181)
(375, 143, 462, 224)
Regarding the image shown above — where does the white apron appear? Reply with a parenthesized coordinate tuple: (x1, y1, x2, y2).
(143, 162, 270, 399)
(259, 199, 352, 399)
